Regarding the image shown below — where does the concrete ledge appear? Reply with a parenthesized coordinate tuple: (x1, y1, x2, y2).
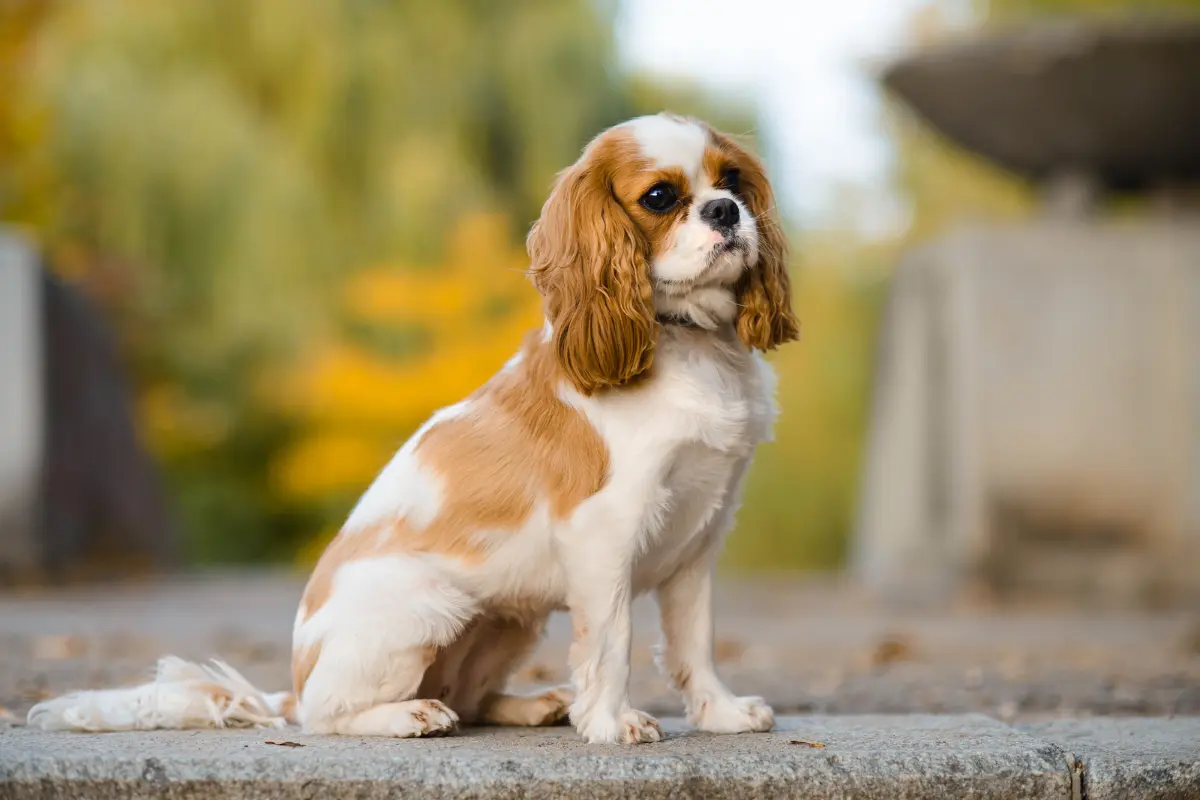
(1023, 718, 1200, 800)
(0, 715, 1075, 799)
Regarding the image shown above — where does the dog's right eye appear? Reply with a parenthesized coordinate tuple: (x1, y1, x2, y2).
(639, 183, 679, 213)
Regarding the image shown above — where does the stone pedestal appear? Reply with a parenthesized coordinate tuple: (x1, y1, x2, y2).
(862, 19, 1200, 606)
(882, 20, 1200, 192)
(854, 220, 1200, 605)
(0, 233, 43, 576)
(0, 229, 176, 584)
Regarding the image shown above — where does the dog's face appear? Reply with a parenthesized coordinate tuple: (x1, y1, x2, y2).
(613, 116, 764, 311)
(528, 113, 798, 395)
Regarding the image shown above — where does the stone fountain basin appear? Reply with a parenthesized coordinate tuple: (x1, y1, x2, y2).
(883, 19, 1200, 190)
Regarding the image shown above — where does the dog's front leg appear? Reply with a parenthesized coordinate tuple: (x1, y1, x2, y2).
(657, 544, 775, 734)
(563, 532, 662, 744)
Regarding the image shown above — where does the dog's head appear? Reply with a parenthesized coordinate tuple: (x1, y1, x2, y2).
(527, 113, 798, 395)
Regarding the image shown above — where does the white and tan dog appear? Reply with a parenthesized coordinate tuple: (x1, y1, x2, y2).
(29, 113, 798, 745)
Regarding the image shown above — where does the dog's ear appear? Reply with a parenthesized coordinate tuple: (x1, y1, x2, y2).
(527, 156, 656, 395)
(710, 130, 799, 351)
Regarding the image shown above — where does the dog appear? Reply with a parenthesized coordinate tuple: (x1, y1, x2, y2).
(29, 113, 798, 744)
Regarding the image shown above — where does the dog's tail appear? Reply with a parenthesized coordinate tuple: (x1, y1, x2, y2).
(26, 656, 298, 732)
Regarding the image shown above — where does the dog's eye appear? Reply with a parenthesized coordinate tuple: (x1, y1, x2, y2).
(718, 168, 740, 195)
(639, 183, 679, 213)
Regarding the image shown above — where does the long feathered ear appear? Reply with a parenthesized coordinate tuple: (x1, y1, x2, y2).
(712, 131, 799, 351)
(527, 152, 656, 395)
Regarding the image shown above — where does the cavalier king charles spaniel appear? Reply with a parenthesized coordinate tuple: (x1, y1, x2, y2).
(30, 113, 798, 744)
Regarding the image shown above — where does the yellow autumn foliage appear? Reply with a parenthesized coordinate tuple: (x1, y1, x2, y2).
(271, 212, 542, 514)
(269, 431, 395, 502)
(138, 384, 233, 459)
(276, 208, 886, 570)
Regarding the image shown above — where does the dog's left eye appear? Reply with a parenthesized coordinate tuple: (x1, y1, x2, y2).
(639, 183, 679, 213)
(717, 168, 740, 195)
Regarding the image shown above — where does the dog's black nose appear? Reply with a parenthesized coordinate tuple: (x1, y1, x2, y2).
(700, 198, 739, 231)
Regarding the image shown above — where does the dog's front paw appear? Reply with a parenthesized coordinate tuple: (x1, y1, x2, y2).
(692, 695, 774, 734)
(577, 708, 663, 744)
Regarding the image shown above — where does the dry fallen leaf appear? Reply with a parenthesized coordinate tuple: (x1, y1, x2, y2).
(789, 740, 826, 748)
(1181, 621, 1200, 656)
(265, 740, 306, 748)
(99, 633, 161, 660)
(33, 634, 88, 661)
(19, 678, 52, 702)
(870, 634, 913, 667)
(714, 638, 746, 664)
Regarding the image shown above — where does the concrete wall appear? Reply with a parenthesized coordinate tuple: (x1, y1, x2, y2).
(854, 219, 1200, 606)
(0, 232, 43, 577)
(0, 228, 176, 584)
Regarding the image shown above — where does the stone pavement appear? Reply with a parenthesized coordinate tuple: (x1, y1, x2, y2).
(1, 573, 1198, 797)
(3, 572, 1198, 721)
(2, 715, 1198, 798)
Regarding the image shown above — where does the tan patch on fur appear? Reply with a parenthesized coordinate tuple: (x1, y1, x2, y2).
(277, 693, 299, 724)
(568, 611, 590, 672)
(298, 333, 609, 621)
(614, 163, 693, 259)
(528, 130, 657, 394)
(297, 117, 789, 626)
(297, 527, 394, 622)
(414, 699, 456, 732)
(701, 143, 738, 192)
(671, 665, 692, 693)
(291, 641, 322, 695)
(193, 682, 234, 704)
(703, 126, 799, 351)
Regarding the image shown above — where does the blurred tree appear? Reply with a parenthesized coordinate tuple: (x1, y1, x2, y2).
(0, 0, 757, 563)
(273, 212, 546, 564)
(983, 0, 1200, 19)
(0, 0, 56, 230)
(6, 0, 1193, 572)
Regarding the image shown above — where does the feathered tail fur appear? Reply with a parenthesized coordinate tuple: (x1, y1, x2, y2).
(27, 656, 296, 732)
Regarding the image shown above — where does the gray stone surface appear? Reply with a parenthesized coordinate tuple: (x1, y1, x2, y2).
(3, 574, 1199, 723)
(0, 230, 42, 579)
(0, 715, 1073, 799)
(854, 221, 1200, 606)
(1023, 718, 1200, 800)
(1, 576, 1197, 797)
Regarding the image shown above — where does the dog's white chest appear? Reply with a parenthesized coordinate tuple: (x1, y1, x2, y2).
(476, 330, 778, 606)
(620, 331, 778, 590)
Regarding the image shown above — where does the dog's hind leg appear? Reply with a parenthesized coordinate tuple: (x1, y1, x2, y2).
(423, 613, 571, 727)
(295, 555, 476, 737)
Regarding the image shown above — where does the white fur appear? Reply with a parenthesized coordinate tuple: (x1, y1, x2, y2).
(27, 657, 288, 731)
(622, 114, 708, 169)
(29, 114, 784, 745)
(621, 115, 760, 328)
(342, 401, 468, 532)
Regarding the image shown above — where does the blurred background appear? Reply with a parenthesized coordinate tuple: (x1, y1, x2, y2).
(4, 0, 1200, 730)
(0, 0, 1198, 595)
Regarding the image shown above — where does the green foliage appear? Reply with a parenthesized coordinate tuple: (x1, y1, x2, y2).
(8, 0, 1185, 570)
(983, 0, 1200, 21)
(2, 0, 763, 564)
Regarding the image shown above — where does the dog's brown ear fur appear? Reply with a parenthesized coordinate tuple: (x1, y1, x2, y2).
(709, 129, 799, 351)
(527, 142, 656, 394)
